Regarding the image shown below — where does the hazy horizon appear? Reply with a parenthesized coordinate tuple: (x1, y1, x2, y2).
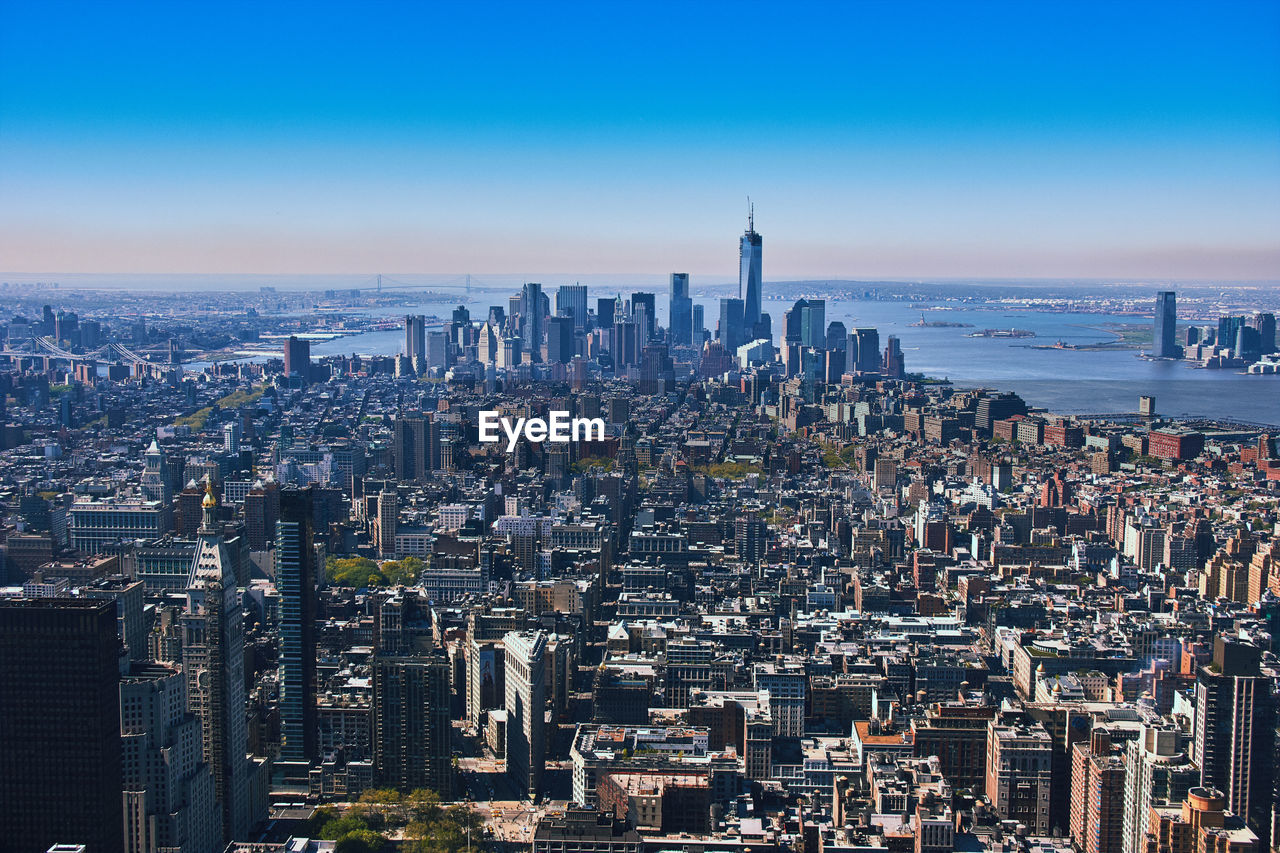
(3, 1, 1279, 279)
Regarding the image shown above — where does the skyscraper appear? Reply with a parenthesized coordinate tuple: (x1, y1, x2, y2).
(596, 297, 616, 331)
(1153, 291, 1179, 358)
(121, 662, 219, 853)
(1194, 636, 1275, 845)
(372, 654, 454, 797)
(505, 630, 547, 800)
(718, 297, 745, 352)
(740, 205, 763, 337)
(692, 303, 705, 343)
(556, 284, 588, 330)
(801, 299, 825, 348)
(521, 282, 544, 362)
(283, 335, 311, 384)
(1255, 312, 1277, 354)
(883, 335, 905, 379)
(142, 439, 171, 504)
(182, 483, 253, 843)
(631, 292, 656, 343)
(393, 414, 429, 483)
(0, 598, 123, 853)
(669, 273, 693, 347)
(850, 327, 881, 374)
(404, 315, 426, 369)
(277, 486, 318, 767)
(1121, 724, 1198, 853)
(546, 315, 575, 364)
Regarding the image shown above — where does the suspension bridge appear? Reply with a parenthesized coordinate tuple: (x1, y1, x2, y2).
(0, 336, 177, 378)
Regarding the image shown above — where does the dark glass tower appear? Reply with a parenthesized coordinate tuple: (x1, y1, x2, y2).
(1153, 291, 1178, 358)
(521, 282, 544, 362)
(277, 485, 318, 766)
(0, 598, 123, 853)
(740, 204, 763, 336)
(669, 273, 693, 347)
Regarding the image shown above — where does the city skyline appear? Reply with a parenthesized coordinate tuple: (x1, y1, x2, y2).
(2, 1, 1279, 279)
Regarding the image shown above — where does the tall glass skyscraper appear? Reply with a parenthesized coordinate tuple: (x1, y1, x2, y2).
(521, 282, 544, 362)
(277, 486, 317, 767)
(1153, 291, 1178, 358)
(740, 206, 763, 338)
(669, 273, 692, 346)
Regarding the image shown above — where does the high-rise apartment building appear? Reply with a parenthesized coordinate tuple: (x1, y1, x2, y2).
(1069, 729, 1126, 853)
(277, 486, 318, 767)
(505, 630, 548, 799)
(0, 598, 123, 853)
(283, 335, 311, 384)
(1194, 636, 1275, 845)
(1122, 724, 1199, 853)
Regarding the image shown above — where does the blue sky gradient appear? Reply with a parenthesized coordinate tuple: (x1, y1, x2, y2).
(2, 1, 1278, 279)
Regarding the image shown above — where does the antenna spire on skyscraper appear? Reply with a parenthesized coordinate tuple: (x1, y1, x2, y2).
(748, 196, 754, 232)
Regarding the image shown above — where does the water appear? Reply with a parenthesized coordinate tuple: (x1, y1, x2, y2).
(191, 289, 1280, 425)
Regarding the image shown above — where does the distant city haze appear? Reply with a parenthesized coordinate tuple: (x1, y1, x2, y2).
(2, 2, 1278, 279)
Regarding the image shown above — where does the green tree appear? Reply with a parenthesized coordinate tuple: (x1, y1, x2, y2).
(326, 556, 382, 587)
(334, 829, 386, 853)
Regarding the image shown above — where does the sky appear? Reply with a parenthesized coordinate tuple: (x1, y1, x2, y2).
(2, 1, 1279, 281)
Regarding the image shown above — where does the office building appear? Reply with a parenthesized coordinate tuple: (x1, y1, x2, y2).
(631, 292, 656, 343)
(505, 630, 548, 799)
(372, 655, 454, 797)
(547, 315, 574, 364)
(985, 706, 1053, 834)
(850, 327, 881, 374)
(613, 320, 639, 369)
(1153, 291, 1179, 358)
(182, 484, 253, 842)
(556, 284, 588, 330)
(277, 486, 318, 767)
(597, 297, 616, 331)
(883, 335, 905, 379)
(71, 496, 173, 554)
(669, 273, 693, 347)
(522, 282, 545, 362)
(740, 208, 763, 338)
(141, 439, 171, 504)
(718, 297, 745, 352)
(404, 315, 426, 369)
(1255, 312, 1276, 354)
(0, 598, 123, 853)
(692, 303, 705, 343)
(121, 662, 219, 853)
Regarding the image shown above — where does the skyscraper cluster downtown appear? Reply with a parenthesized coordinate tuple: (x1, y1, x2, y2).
(0, 207, 1278, 853)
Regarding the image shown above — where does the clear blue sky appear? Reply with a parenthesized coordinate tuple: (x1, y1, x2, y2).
(2, 0, 1278, 280)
